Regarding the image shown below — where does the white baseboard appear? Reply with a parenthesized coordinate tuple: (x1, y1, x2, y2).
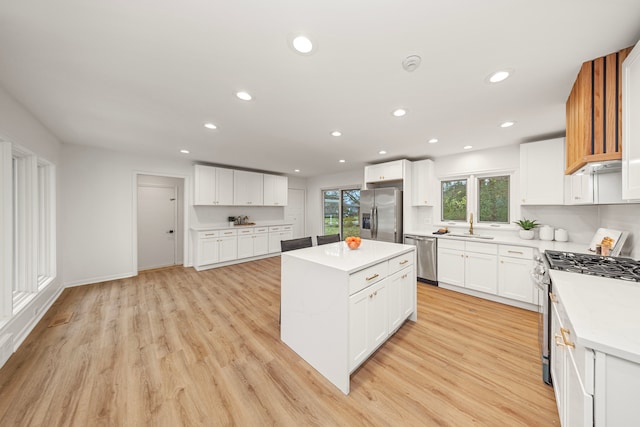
(64, 271, 135, 288)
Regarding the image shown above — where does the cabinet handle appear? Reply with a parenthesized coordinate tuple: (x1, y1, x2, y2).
(507, 250, 523, 255)
(549, 292, 558, 303)
(399, 260, 409, 265)
(554, 334, 564, 347)
(402, 274, 407, 279)
(560, 328, 575, 348)
(366, 273, 379, 281)
(205, 233, 216, 237)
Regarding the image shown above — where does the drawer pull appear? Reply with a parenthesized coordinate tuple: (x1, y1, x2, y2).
(549, 292, 558, 303)
(366, 273, 380, 281)
(560, 328, 575, 348)
(205, 233, 216, 237)
(507, 250, 523, 255)
(399, 260, 409, 265)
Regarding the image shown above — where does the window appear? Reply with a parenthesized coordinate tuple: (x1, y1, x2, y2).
(441, 179, 467, 221)
(322, 188, 360, 238)
(0, 140, 56, 318)
(440, 173, 513, 226)
(477, 175, 509, 223)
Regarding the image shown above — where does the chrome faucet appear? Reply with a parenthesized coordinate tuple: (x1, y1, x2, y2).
(469, 212, 474, 235)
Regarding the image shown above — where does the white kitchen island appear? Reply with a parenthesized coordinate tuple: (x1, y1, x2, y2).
(280, 240, 416, 394)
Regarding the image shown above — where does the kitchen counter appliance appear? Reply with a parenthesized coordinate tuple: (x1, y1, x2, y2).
(404, 234, 437, 285)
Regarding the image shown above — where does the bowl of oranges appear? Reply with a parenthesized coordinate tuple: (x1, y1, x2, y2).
(345, 236, 362, 250)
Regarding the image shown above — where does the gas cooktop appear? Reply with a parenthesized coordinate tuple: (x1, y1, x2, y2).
(545, 250, 640, 282)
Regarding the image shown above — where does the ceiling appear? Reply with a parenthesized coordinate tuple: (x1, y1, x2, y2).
(1, 1, 640, 177)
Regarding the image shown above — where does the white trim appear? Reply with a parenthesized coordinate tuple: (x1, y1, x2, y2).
(64, 272, 135, 288)
(0, 141, 12, 319)
(132, 171, 191, 273)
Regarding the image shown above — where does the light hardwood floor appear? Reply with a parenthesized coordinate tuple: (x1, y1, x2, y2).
(0, 257, 560, 426)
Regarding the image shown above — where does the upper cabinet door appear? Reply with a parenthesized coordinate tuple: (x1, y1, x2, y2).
(623, 42, 640, 199)
(365, 160, 404, 183)
(234, 171, 264, 206)
(411, 159, 434, 206)
(519, 138, 565, 205)
(194, 165, 234, 205)
(263, 174, 288, 206)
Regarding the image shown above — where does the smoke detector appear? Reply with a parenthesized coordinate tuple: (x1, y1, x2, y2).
(402, 55, 422, 72)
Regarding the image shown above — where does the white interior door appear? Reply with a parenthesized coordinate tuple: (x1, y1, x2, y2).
(137, 185, 177, 270)
(285, 188, 306, 238)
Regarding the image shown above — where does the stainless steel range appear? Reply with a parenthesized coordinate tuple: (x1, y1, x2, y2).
(534, 249, 640, 385)
(545, 250, 640, 281)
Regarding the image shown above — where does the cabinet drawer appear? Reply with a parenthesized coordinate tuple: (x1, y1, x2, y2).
(498, 245, 533, 259)
(254, 227, 268, 234)
(198, 230, 219, 239)
(237, 228, 254, 235)
(219, 229, 237, 237)
(349, 263, 389, 295)
(388, 252, 414, 275)
(466, 241, 498, 255)
(438, 239, 465, 250)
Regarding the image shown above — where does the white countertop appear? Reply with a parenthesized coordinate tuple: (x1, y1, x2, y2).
(191, 222, 292, 231)
(405, 229, 594, 255)
(281, 240, 415, 274)
(550, 270, 640, 364)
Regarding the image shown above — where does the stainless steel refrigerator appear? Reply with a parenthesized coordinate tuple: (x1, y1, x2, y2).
(359, 189, 403, 243)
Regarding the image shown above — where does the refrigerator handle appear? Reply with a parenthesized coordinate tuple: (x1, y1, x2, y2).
(372, 207, 377, 239)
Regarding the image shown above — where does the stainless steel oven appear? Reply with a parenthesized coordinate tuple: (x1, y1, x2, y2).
(531, 249, 552, 385)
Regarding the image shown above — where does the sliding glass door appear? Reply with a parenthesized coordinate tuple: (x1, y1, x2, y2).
(322, 188, 360, 238)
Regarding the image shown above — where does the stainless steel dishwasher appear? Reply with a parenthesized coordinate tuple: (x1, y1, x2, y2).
(404, 234, 437, 285)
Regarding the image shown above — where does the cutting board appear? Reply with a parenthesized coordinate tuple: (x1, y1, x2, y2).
(588, 228, 623, 252)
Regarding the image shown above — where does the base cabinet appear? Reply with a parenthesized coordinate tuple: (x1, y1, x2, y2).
(268, 225, 293, 253)
(551, 286, 640, 426)
(497, 245, 535, 304)
(437, 239, 497, 293)
(349, 279, 388, 371)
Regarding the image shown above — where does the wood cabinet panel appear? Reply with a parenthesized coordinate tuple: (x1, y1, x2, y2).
(566, 47, 634, 175)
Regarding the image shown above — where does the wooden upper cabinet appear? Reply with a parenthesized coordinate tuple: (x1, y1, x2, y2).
(565, 47, 633, 174)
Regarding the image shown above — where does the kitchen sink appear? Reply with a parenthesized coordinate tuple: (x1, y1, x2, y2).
(447, 233, 495, 240)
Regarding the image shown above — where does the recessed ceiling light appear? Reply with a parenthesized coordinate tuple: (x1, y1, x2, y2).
(428, 138, 438, 144)
(463, 145, 473, 150)
(500, 121, 515, 128)
(487, 70, 511, 83)
(180, 149, 190, 154)
(292, 35, 313, 54)
(294, 169, 300, 173)
(331, 131, 342, 137)
(392, 109, 407, 117)
(204, 123, 217, 130)
(236, 91, 253, 101)
(339, 159, 346, 163)
(379, 150, 387, 155)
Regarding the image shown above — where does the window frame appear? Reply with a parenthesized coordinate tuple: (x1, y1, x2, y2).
(321, 186, 360, 238)
(438, 169, 517, 230)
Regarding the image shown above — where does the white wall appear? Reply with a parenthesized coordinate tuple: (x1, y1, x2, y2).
(598, 204, 640, 258)
(0, 86, 64, 359)
(306, 169, 363, 238)
(61, 144, 193, 286)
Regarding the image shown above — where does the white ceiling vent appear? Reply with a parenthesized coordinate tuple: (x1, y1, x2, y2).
(402, 55, 422, 72)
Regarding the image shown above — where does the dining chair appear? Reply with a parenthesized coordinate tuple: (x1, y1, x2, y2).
(280, 236, 313, 252)
(316, 234, 341, 245)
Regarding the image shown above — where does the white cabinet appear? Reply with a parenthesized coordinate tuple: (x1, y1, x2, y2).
(234, 170, 264, 206)
(519, 138, 565, 205)
(195, 229, 238, 266)
(349, 279, 388, 371)
(498, 245, 534, 303)
(623, 41, 640, 199)
(364, 160, 404, 183)
(194, 165, 234, 205)
(564, 174, 594, 205)
(263, 174, 288, 206)
(411, 159, 435, 206)
(387, 267, 414, 333)
(237, 226, 269, 259)
(268, 225, 293, 253)
(550, 292, 594, 427)
(437, 239, 497, 294)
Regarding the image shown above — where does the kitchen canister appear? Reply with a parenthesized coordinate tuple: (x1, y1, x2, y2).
(539, 225, 554, 241)
(555, 228, 569, 242)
